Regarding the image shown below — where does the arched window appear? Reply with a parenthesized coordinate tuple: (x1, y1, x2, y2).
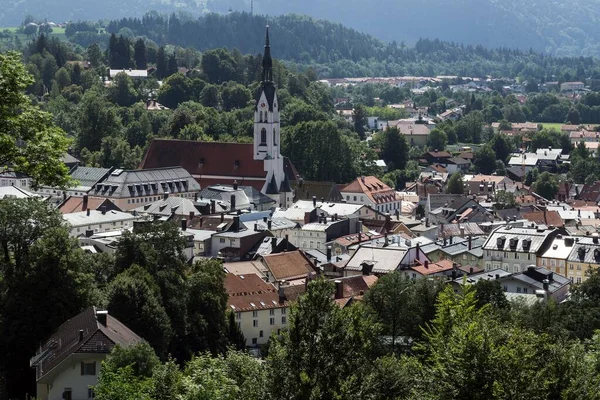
(273, 128, 277, 145)
(259, 111, 263, 122)
(260, 128, 267, 144)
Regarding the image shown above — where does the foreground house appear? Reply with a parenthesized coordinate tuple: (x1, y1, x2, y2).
(30, 307, 143, 400)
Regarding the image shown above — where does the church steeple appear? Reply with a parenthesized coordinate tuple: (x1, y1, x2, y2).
(262, 25, 273, 83)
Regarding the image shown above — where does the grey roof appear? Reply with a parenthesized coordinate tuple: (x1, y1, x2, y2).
(92, 167, 200, 198)
(455, 268, 513, 284)
(440, 237, 487, 256)
(242, 186, 277, 206)
(242, 217, 297, 231)
(185, 228, 216, 242)
(567, 240, 600, 264)
(0, 186, 39, 199)
(199, 186, 251, 210)
(317, 202, 364, 217)
(61, 153, 80, 165)
(63, 210, 140, 228)
(427, 194, 464, 211)
(305, 249, 350, 264)
(440, 223, 485, 237)
(345, 247, 408, 273)
(70, 166, 111, 191)
(133, 196, 200, 217)
(482, 225, 555, 253)
(446, 157, 470, 165)
(511, 267, 570, 293)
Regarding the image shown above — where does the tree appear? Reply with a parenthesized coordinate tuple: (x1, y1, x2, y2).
(108, 71, 138, 107)
(107, 266, 174, 358)
(474, 145, 496, 174)
(380, 127, 409, 170)
(134, 38, 148, 70)
(426, 128, 447, 151)
(268, 279, 380, 399)
(0, 52, 72, 188)
(102, 343, 160, 377)
(353, 104, 368, 140)
(494, 190, 517, 209)
(156, 47, 167, 80)
(226, 311, 246, 350)
(167, 54, 178, 77)
(77, 90, 122, 153)
(566, 107, 581, 125)
(221, 82, 251, 111)
(447, 172, 464, 194)
(157, 73, 192, 109)
(533, 171, 559, 200)
(87, 43, 103, 67)
(489, 134, 514, 163)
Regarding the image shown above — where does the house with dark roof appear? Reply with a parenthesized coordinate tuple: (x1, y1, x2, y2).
(579, 181, 600, 203)
(30, 307, 143, 400)
(89, 167, 200, 211)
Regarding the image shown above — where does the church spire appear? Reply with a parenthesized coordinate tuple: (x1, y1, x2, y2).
(262, 25, 273, 83)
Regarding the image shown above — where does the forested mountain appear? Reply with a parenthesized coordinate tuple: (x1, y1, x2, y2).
(91, 13, 600, 80)
(3, 0, 600, 57)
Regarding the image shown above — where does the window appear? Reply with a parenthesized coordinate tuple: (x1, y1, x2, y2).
(577, 277, 582, 284)
(577, 265, 582, 270)
(63, 389, 72, 400)
(252, 338, 257, 345)
(282, 316, 287, 324)
(220, 238, 225, 243)
(517, 287, 521, 293)
(260, 128, 267, 144)
(346, 196, 350, 200)
(270, 317, 275, 325)
(503, 286, 508, 292)
(88, 388, 95, 399)
(259, 330, 264, 338)
(252, 311, 258, 318)
(253, 320, 258, 327)
(281, 308, 287, 315)
(570, 264, 574, 270)
(523, 288, 528, 293)
(273, 129, 277, 145)
(81, 361, 96, 375)
(528, 254, 531, 260)
(235, 312, 241, 320)
(353, 196, 357, 201)
(269, 309, 275, 316)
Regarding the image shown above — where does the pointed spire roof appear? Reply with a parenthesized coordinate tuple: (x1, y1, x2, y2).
(280, 172, 292, 193)
(257, 25, 276, 111)
(266, 174, 279, 194)
(262, 25, 273, 82)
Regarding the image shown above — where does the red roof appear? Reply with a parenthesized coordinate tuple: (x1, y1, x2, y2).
(341, 176, 397, 204)
(140, 139, 299, 189)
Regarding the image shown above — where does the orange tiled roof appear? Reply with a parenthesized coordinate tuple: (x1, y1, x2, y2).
(341, 176, 398, 204)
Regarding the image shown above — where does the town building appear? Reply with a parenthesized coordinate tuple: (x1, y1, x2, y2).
(566, 236, 600, 284)
(560, 81, 585, 92)
(63, 208, 140, 237)
(30, 307, 143, 400)
(341, 176, 401, 215)
(88, 167, 201, 211)
(226, 273, 290, 347)
(482, 224, 558, 273)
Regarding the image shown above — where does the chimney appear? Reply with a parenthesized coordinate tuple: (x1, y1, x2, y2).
(220, 212, 224, 223)
(384, 233, 389, 247)
(468, 236, 472, 250)
(233, 215, 240, 232)
(321, 197, 324, 204)
(451, 267, 457, 280)
(450, 236, 453, 244)
(100, 206, 106, 215)
(358, 230, 362, 242)
(415, 243, 420, 262)
(267, 219, 272, 230)
(304, 212, 311, 225)
(181, 218, 187, 231)
(163, 191, 169, 200)
(189, 210, 195, 220)
(543, 279, 550, 292)
(361, 262, 373, 276)
(385, 214, 391, 233)
(326, 245, 332, 262)
(86, 208, 91, 217)
(210, 200, 216, 214)
(233, 180, 238, 190)
(278, 281, 286, 304)
(230, 194, 236, 211)
(469, 267, 473, 274)
(424, 260, 429, 269)
(82, 194, 88, 211)
(263, 216, 268, 223)
(312, 196, 317, 207)
(334, 280, 343, 299)
(495, 274, 500, 280)
(254, 222, 258, 232)
(78, 329, 84, 341)
(271, 237, 277, 253)
(96, 310, 108, 327)
(459, 226, 465, 237)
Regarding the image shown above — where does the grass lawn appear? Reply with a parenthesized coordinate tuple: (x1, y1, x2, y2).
(537, 122, 564, 131)
(0, 26, 66, 41)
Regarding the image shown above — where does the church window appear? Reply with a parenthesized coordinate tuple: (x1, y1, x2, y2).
(273, 129, 277, 145)
(259, 111, 264, 122)
(260, 128, 267, 144)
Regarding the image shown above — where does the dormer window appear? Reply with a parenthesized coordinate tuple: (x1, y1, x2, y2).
(198, 158, 204, 167)
(234, 160, 240, 170)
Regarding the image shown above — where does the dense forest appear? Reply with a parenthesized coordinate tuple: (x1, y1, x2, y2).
(3, 0, 600, 58)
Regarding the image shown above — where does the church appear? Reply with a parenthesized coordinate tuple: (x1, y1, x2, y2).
(139, 27, 297, 208)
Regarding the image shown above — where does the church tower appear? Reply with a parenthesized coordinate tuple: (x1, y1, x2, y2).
(254, 26, 292, 208)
